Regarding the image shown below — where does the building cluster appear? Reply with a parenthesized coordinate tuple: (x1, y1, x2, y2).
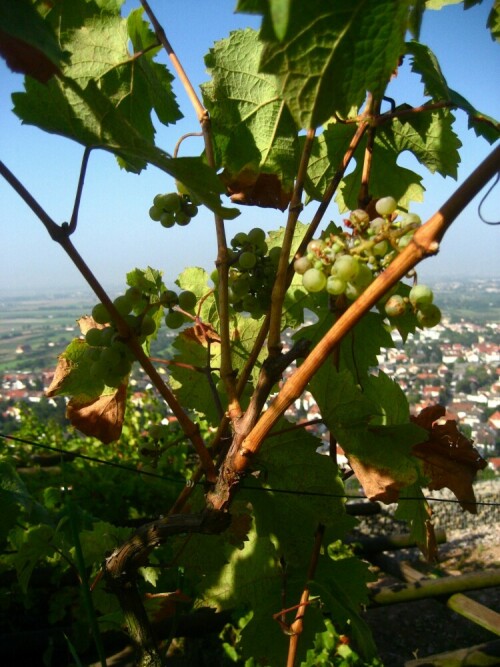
(2, 312, 499, 471)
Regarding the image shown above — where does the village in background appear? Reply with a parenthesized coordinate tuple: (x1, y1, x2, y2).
(1, 277, 499, 475)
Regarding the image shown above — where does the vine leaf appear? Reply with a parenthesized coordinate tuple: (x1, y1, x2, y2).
(202, 28, 298, 196)
(0, 0, 68, 82)
(66, 382, 127, 445)
(10, 2, 237, 218)
(257, 0, 411, 128)
(335, 134, 425, 212)
(406, 41, 500, 143)
(411, 404, 487, 512)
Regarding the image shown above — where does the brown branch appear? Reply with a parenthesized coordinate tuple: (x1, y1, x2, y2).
(358, 96, 379, 209)
(207, 143, 500, 510)
(286, 524, 325, 666)
(140, 0, 240, 420)
(268, 128, 316, 356)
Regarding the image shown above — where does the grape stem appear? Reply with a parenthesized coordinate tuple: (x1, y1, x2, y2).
(140, 0, 241, 420)
(268, 128, 316, 356)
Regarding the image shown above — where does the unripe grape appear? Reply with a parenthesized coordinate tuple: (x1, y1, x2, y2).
(160, 290, 178, 308)
(183, 202, 198, 218)
(86, 327, 104, 347)
(302, 268, 327, 293)
(294, 256, 312, 275)
(154, 192, 181, 212)
(416, 304, 441, 328)
(409, 284, 434, 308)
(175, 211, 191, 226)
(113, 295, 133, 316)
(247, 227, 266, 245)
(160, 211, 175, 228)
(384, 295, 407, 318)
(100, 327, 115, 347)
(125, 286, 142, 304)
(333, 255, 359, 282)
(352, 263, 373, 288)
(326, 276, 346, 295)
(178, 290, 197, 311)
(370, 217, 385, 233)
(140, 314, 156, 336)
(238, 251, 257, 270)
(375, 196, 397, 216)
(149, 205, 163, 221)
(400, 212, 421, 227)
(269, 246, 281, 266)
(92, 302, 111, 325)
(165, 310, 185, 329)
(231, 232, 249, 247)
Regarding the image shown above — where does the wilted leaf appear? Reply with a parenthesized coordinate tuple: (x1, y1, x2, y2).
(67, 382, 127, 444)
(411, 405, 487, 512)
(346, 457, 404, 504)
(221, 168, 292, 210)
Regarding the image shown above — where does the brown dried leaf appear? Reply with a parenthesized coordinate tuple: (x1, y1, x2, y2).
(0, 29, 60, 83)
(181, 323, 221, 346)
(45, 355, 72, 397)
(221, 168, 292, 210)
(347, 455, 405, 504)
(66, 382, 127, 444)
(411, 405, 487, 513)
(77, 315, 104, 335)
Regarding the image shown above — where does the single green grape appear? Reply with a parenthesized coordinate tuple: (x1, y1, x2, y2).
(326, 276, 346, 295)
(416, 303, 442, 328)
(384, 295, 407, 318)
(149, 205, 163, 221)
(238, 251, 257, 270)
(178, 290, 197, 311)
(375, 196, 397, 216)
(247, 227, 266, 245)
(165, 310, 185, 329)
(409, 284, 434, 308)
(86, 327, 104, 347)
(160, 211, 176, 228)
(302, 268, 327, 293)
(113, 294, 133, 316)
(332, 255, 359, 282)
(175, 210, 191, 226)
(140, 314, 156, 336)
(269, 246, 281, 266)
(182, 202, 198, 218)
(92, 302, 111, 325)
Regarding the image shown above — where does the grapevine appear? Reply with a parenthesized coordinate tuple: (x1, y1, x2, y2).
(296, 199, 442, 328)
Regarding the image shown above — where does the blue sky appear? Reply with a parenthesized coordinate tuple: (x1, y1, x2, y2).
(0, 0, 499, 295)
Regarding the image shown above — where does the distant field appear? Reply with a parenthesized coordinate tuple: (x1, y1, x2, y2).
(0, 281, 498, 372)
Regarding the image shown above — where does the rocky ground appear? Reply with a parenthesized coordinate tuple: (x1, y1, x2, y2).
(358, 482, 500, 666)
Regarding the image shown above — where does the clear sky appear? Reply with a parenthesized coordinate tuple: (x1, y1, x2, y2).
(0, 0, 499, 296)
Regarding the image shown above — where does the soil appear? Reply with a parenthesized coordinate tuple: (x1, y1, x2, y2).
(362, 528, 500, 666)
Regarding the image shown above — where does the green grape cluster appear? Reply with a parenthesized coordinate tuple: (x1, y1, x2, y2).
(86, 287, 156, 386)
(295, 197, 441, 328)
(148, 191, 199, 228)
(85, 284, 199, 385)
(161, 288, 197, 329)
(222, 227, 281, 317)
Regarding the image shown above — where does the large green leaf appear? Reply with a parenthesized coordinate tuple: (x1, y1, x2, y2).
(258, 0, 412, 128)
(202, 29, 298, 187)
